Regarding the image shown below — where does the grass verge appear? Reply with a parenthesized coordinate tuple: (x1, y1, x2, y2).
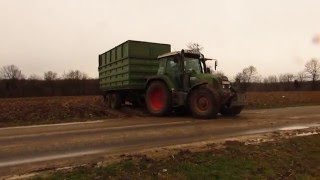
(35, 134, 320, 180)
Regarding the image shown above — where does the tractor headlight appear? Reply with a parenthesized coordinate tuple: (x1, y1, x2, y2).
(222, 81, 231, 89)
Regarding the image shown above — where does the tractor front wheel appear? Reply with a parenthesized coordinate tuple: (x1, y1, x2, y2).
(146, 81, 171, 116)
(188, 88, 219, 119)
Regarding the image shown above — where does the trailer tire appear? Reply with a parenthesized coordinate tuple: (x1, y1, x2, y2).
(146, 81, 171, 116)
(188, 87, 219, 119)
(110, 93, 121, 109)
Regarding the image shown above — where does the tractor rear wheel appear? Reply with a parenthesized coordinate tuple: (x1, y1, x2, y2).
(188, 88, 219, 119)
(110, 93, 121, 109)
(146, 81, 171, 116)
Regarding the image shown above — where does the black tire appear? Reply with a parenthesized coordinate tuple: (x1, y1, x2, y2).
(145, 81, 172, 116)
(110, 93, 121, 109)
(104, 94, 111, 108)
(220, 106, 244, 116)
(188, 88, 219, 119)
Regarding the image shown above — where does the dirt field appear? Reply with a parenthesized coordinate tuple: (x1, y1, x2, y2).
(0, 91, 320, 127)
(0, 96, 117, 127)
(246, 91, 320, 109)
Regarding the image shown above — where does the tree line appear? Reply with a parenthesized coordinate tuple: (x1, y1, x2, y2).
(0, 65, 99, 98)
(230, 59, 320, 91)
(0, 58, 319, 98)
(0, 65, 90, 81)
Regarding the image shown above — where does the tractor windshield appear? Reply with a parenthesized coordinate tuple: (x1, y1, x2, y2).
(184, 57, 204, 74)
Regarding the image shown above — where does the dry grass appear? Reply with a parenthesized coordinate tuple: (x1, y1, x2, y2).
(37, 134, 320, 179)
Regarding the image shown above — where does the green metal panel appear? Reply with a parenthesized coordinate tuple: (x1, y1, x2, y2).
(106, 52, 110, 65)
(123, 42, 129, 58)
(116, 46, 122, 60)
(128, 41, 171, 59)
(98, 40, 170, 91)
(111, 49, 116, 62)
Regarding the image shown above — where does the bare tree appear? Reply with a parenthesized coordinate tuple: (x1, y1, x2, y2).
(305, 59, 320, 89)
(63, 70, 89, 80)
(251, 74, 262, 83)
(0, 65, 25, 80)
(279, 73, 295, 83)
(44, 71, 58, 81)
(236, 66, 258, 83)
(187, 43, 203, 53)
(233, 66, 259, 91)
(267, 75, 278, 83)
(234, 72, 243, 82)
(28, 74, 42, 80)
(296, 71, 307, 82)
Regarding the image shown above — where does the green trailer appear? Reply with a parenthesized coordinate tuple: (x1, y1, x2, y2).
(99, 40, 171, 91)
(99, 40, 245, 118)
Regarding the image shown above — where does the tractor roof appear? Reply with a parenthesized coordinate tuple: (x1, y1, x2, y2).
(158, 50, 202, 59)
(158, 51, 180, 59)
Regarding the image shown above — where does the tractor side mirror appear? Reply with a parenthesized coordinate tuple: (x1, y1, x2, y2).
(215, 61, 218, 70)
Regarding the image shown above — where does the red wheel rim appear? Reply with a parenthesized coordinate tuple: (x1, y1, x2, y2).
(195, 96, 210, 112)
(149, 87, 165, 111)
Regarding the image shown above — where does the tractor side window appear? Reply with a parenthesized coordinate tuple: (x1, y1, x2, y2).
(166, 57, 179, 76)
(157, 59, 166, 74)
(184, 58, 202, 74)
(166, 57, 181, 88)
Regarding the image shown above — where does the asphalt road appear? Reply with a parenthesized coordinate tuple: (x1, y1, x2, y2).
(0, 106, 320, 177)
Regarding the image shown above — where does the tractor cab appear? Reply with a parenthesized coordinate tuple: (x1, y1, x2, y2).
(157, 50, 218, 91)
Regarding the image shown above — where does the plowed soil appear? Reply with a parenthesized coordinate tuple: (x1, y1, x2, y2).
(246, 91, 320, 109)
(0, 91, 319, 127)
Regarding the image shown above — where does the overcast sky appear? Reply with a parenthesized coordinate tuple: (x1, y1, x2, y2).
(0, 0, 319, 78)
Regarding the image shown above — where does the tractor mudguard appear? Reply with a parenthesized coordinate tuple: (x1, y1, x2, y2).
(145, 75, 176, 91)
(188, 82, 208, 93)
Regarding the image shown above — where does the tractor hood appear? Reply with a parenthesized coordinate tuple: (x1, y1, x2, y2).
(192, 73, 222, 89)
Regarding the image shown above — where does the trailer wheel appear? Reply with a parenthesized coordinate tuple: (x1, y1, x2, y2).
(188, 88, 219, 119)
(220, 106, 244, 116)
(146, 81, 171, 116)
(110, 93, 121, 109)
(104, 94, 111, 108)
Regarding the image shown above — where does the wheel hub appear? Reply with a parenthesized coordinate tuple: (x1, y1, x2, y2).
(149, 87, 165, 110)
(197, 96, 209, 111)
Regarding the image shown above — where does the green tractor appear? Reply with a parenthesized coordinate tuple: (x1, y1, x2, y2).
(145, 50, 245, 118)
(98, 40, 245, 118)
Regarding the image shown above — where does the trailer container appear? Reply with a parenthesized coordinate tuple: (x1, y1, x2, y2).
(98, 40, 171, 91)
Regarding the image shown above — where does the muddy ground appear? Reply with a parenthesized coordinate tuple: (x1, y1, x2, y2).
(32, 127, 320, 180)
(0, 91, 320, 127)
(0, 105, 319, 178)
